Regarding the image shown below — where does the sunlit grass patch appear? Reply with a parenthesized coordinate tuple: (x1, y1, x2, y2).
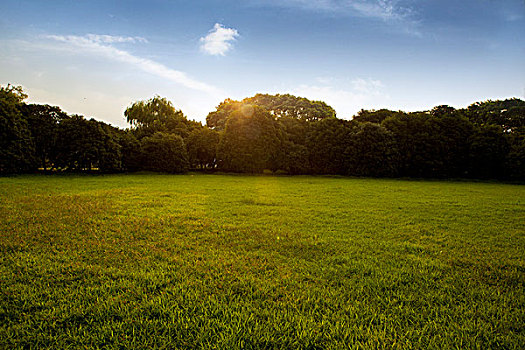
(0, 174, 523, 348)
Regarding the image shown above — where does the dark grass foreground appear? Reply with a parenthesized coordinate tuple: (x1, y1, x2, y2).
(0, 175, 523, 349)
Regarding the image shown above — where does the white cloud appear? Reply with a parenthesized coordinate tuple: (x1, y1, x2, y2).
(200, 23, 239, 56)
(351, 77, 384, 93)
(250, 0, 420, 35)
(316, 76, 335, 85)
(85, 34, 148, 44)
(351, 0, 410, 21)
(254, 0, 413, 21)
(288, 77, 390, 118)
(45, 34, 221, 96)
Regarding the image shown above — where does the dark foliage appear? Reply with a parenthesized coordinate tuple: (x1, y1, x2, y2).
(345, 122, 399, 177)
(1, 84, 523, 179)
(353, 109, 404, 125)
(186, 127, 220, 169)
(0, 85, 35, 174)
(217, 105, 283, 173)
(140, 132, 189, 173)
(468, 124, 509, 179)
(307, 118, 353, 175)
(20, 104, 68, 171)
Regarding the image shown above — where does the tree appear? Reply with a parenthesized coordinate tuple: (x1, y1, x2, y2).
(0, 84, 35, 174)
(382, 112, 444, 177)
(466, 98, 525, 132)
(186, 127, 220, 169)
(206, 98, 242, 130)
(20, 104, 68, 171)
(429, 109, 473, 177)
(345, 122, 399, 177)
(217, 105, 283, 173)
(353, 109, 403, 124)
(96, 121, 122, 172)
(54, 115, 119, 171)
(140, 132, 189, 173)
(119, 130, 142, 172)
(468, 124, 509, 179)
(125, 96, 196, 138)
(307, 118, 354, 175)
(206, 93, 336, 130)
(430, 105, 457, 118)
(245, 93, 336, 121)
(278, 116, 310, 174)
(55, 115, 94, 170)
(506, 130, 525, 179)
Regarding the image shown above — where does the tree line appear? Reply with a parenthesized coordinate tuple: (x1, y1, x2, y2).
(1, 84, 524, 179)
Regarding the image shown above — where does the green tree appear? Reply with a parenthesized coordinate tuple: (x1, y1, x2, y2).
(140, 132, 189, 173)
(430, 109, 473, 177)
(382, 112, 442, 177)
(54, 115, 87, 170)
(206, 98, 242, 130)
(353, 109, 403, 124)
(345, 122, 399, 177)
(278, 116, 310, 174)
(186, 127, 220, 169)
(125, 96, 197, 138)
(307, 118, 354, 175)
(245, 93, 336, 121)
(96, 121, 122, 172)
(119, 130, 142, 172)
(54, 115, 119, 171)
(20, 104, 68, 171)
(0, 84, 35, 174)
(468, 124, 509, 179)
(430, 105, 457, 118)
(217, 105, 283, 173)
(206, 94, 336, 131)
(466, 98, 525, 132)
(505, 130, 525, 179)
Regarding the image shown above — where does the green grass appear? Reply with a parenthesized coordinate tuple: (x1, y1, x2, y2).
(0, 174, 523, 349)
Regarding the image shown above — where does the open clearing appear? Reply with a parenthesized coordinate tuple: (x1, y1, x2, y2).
(0, 174, 524, 348)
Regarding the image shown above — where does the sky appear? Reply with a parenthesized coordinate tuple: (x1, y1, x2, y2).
(1, 0, 524, 127)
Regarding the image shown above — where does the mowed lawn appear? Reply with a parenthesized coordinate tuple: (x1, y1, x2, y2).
(0, 174, 523, 349)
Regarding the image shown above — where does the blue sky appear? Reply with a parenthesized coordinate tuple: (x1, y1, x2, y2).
(1, 0, 523, 127)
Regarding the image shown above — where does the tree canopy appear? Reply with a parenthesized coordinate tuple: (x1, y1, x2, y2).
(140, 132, 189, 173)
(0, 85, 35, 173)
(217, 105, 283, 173)
(125, 96, 199, 138)
(1, 84, 524, 180)
(206, 93, 336, 130)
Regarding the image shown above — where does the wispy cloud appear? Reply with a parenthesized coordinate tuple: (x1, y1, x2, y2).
(45, 34, 221, 95)
(85, 34, 148, 44)
(251, 0, 420, 35)
(502, 12, 523, 22)
(255, 0, 414, 21)
(200, 23, 239, 56)
(351, 77, 384, 93)
(289, 77, 390, 118)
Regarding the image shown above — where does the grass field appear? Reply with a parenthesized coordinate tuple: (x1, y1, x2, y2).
(0, 174, 523, 349)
